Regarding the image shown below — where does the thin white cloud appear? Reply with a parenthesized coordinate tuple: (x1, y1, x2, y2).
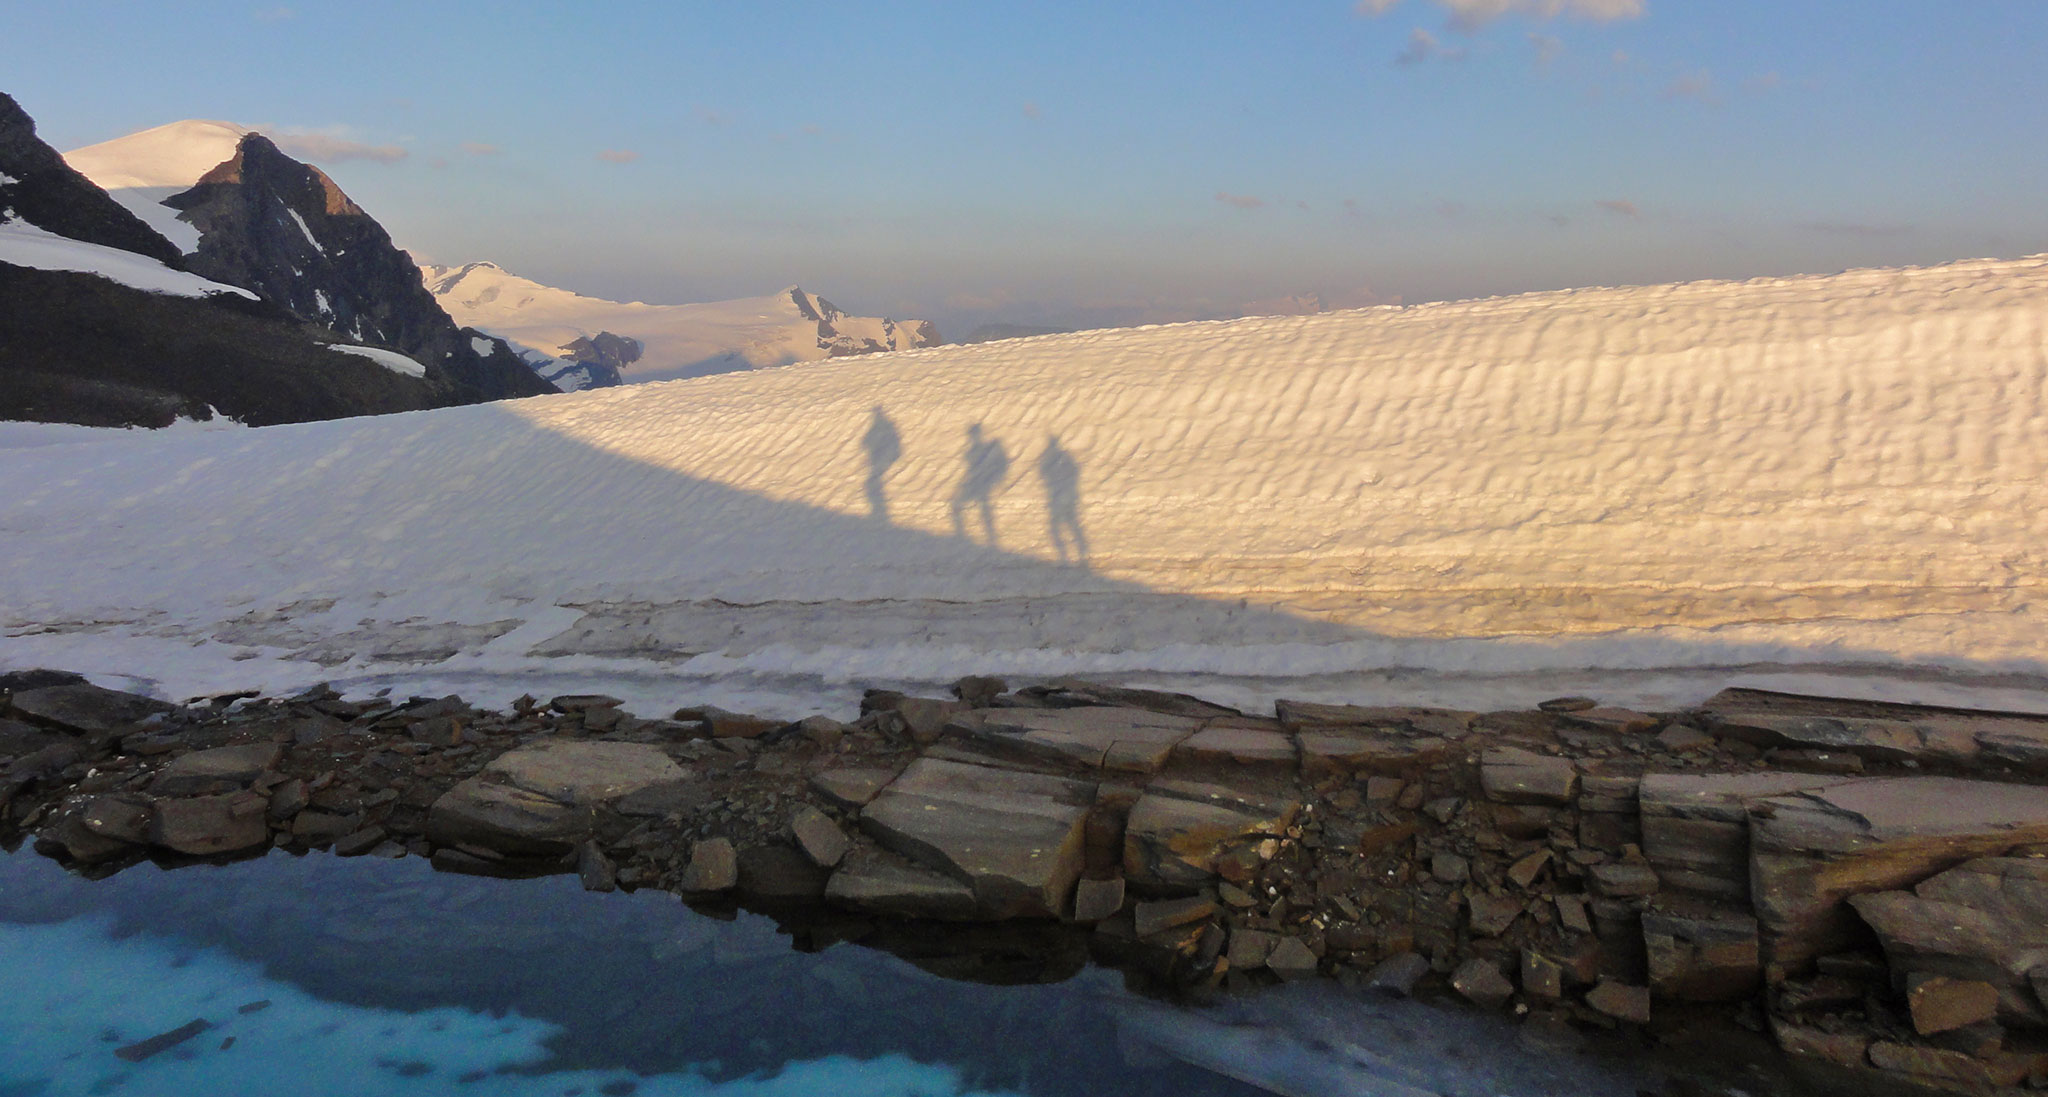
(1596, 198, 1639, 217)
(459, 141, 500, 157)
(1662, 67, 1716, 103)
(253, 6, 294, 22)
(1359, 0, 1644, 28)
(595, 149, 641, 164)
(1022, 101, 1043, 120)
(268, 131, 408, 164)
(1395, 27, 1440, 65)
(1215, 191, 1265, 210)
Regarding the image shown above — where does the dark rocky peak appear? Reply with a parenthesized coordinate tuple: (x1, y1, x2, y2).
(165, 134, 550, 402)
(559, 331, 639, 386)
(0, 92, 182, 265)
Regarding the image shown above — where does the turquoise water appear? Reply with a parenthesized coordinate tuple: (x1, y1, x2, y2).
(0, 850, 1668, 1097)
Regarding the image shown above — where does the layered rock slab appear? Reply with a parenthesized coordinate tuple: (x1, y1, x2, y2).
(858, 757, 1095, 919)
(943, 706, 1200, 774)
(427, 740, 686, 858)
(1749, 777, 2048, 969)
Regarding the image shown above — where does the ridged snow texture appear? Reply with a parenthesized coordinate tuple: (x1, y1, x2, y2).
(3, 255, 2046, 693)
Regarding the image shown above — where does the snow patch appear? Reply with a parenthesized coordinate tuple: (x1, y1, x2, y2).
(0, 219, 256, 299)
(284, 207, 320, 252)
(326, 344, 426, 378)
(470, 335, 497, 357)
(0, 414, 244, 451)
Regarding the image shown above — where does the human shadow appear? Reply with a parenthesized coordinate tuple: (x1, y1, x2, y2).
(861, 405, 901, 522)
(1037, 434, 1089, 568)
(949, 423, 1010, 546)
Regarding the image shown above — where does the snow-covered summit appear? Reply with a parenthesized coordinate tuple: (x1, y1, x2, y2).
(64, 119, 250, 191)
(5, 252, 2048, 717)
(423, 260, 942, 389)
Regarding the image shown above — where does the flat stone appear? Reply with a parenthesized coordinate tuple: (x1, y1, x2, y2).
(1583, 979, 1651, 1024)
(1432, 852, 1470, 883)
(1642, 910, 1760, 1002)
(675, 706, 781, 740)
(1507, 850, 1552, 889)
(790, 806, 851, 868)
(1538, 696, 1599, 713)
(1468, 892, 1522, 936)
(427, 740, 686, 858)
(333, 826, 387, 858)
(1297, 728, 1451, 778)
(1123, 783, 1298, 888)
(8, 683, 176, 736)
(1555, 894, 1593, 934)
(150, 793, 270, 856)
(824, 852, 980, 919)
(1906, 974, 2001, 1035)
(1025, 680, 1239, 719)
(79, 794, 153, 844)
(0, 718, 59, 759)
(948, 706, 1201, 774)
(152, 744, 282, 797)
(1868, 1041, 2045, 1089)
(1133, 896, 1217, 938)
(1564, 707, 1658, 735)
(1071, 876, 1125, 922)
(679, 837, 737, 892)
(1171, 721, 1297, 771)
(1451, 958, 1514, 1007)
(1751, 777, 2048, 970)
(1266, 936, 1319, 980)
(1521, 950, 1566, 999)
(1366, 952, 1431, 997)
(549, 694, 623, 713)
(1479, 747, 1578, 805)
(859, 757, 1095, 919)
(1712, 711, 2042, 768)
(1275, 701, 1476, 737)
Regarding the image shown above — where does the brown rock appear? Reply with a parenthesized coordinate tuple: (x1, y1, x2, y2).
(824, 852, 980, 920)
(1637, 771, 1843, 902)
(1071, 876, 1126, 922)
(1583, 979, 1651, 1024)
(808, 767, 898, 810)
(1133, 896, 1217, 938)
(1266, 936, 1320, 980)
(1123, 782, 1297, 889)
(150, 793, 269, 856)
(1907, 974, 2001, 1036)
(679, 837, 737, 892)
(79, 794, 152, 844)
(948, 705, 1200, 774)
(1769, 1018, 1870, 1068)
(1451, 958, 1514, 1007)
(790, 806, 851, 868)
(152, 743, 282, 797)
(1171, 720, 1296, 771)
(1642, 909, 1760, 1002)
(1507, 849, 1553, 889)
(1867, 1041, 2045, 1089)
(1298, 728, 1450, 779)
(1227, 928, 1279, 970)
(860, 757, 1095, 919)
(1589, 862, 1659, 899)
(1468, 892, 1523, 937)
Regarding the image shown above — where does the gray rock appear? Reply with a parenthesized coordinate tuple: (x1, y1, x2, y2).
(1479, 748, 1578, 805)
(80, 795, 153, 844)
(808, 767, 899, 811)
(1468, 892, 1522, 936)
(948, 705, 1201, 774)
(1520, 950, 1565, 999)
(859, 757, 1095, 919)
(1537, 696, 1599, 713)
(1297, 728, 1450, 779)
(8, 683, 176, 736)
(1563, 707, 1658, 735)
(1848, 857, 2048, 1027)
(150, 793, 270, 856)
(1072, 876, 1126, 922)
(791, 806, 851, 868)
(1366, 952, 1431, 997)
(1170, 720, 1297, 771)
(153, 743, 281, 796)
(426, 740, 686, 857)
(333, 826, 386, 857)
(1451, 958, 1514, 1007)
(1589, 862, 1660, 899)
(679, 837, 737, 892)
(824, 852, 980, 919)
(1431, 852, 1471, 884)
(1026, 681, 1239, 719)
(575, 840, 617, 892)
(1637, 771, 1842, 901)
(1266, 936, 1320, 980)
(1227, 929, 1279, 970)
(550, 694, 622, 713)
(674, 706, 781, 740)
(950, 676, 1007, 708)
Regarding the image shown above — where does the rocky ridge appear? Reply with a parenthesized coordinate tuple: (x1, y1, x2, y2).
(4, 670, 2046, 1094)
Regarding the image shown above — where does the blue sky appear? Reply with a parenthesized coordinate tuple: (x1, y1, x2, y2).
(6, 1, 2045, 335)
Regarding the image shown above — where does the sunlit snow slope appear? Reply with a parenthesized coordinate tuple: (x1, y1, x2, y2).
(3, 255, 2046, 713)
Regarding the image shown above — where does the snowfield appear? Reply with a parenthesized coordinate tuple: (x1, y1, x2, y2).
(4, 254, 2048, 717)
(0, 218, 256, 300)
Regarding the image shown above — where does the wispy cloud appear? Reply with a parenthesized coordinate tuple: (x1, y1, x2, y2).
(459, 141, 500, 157)
(1662, 67, 1716, 104)
(268, 130, 408, 164)
(1745, 70, 1782, 92)
(1359, 0, 1644, 29)
(1528, 32, 1563, 66)
(1216, 191, 1265, 210)
(1595, 198, 1638, 217)
(1394, 27, 1467, 64)
(1022, 101, 1043, 120)
(1797, 220, 1915, 238)
(253, 6, 294, 22)
(694, 106, 728, 127)
(595, 149, 641, 164)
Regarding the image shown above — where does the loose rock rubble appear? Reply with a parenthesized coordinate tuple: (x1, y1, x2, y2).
(4, 668, 2047, 1094)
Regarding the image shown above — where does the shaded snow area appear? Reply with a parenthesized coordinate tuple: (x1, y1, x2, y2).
(4, 254, 2048, 718)
(0, 219, 256, 299)
(0, 415, 244, 450)
(325, 343, 426, 377)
